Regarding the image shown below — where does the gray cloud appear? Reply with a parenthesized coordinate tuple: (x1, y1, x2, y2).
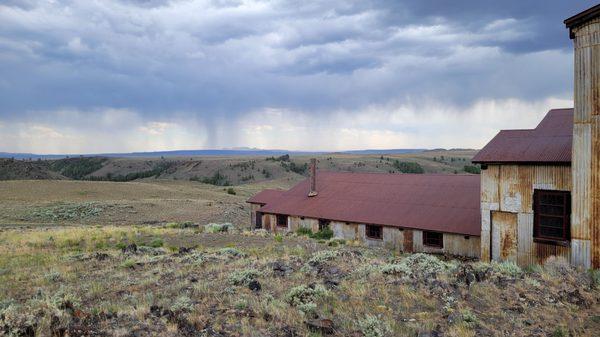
(0, 0, 595, 152)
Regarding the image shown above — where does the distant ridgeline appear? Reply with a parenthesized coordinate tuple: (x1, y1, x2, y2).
(0, 148, 429, 160)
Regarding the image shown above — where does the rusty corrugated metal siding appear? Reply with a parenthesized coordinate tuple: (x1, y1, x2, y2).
(481, 164, 573, 265)
(571, 16, 600, 268)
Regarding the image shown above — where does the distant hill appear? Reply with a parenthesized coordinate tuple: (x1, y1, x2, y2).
(0, 149, 479, 183)
(0, 148, 427, 159)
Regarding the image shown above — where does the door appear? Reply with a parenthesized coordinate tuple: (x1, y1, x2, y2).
(491, 211, 518, 262)
(403, 229, 413, 253)
(255, 212, 263, 229)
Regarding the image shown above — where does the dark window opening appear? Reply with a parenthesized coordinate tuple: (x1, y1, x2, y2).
(534, 190, 570, 242)
(318, 219, 330, 231)
(464, 235, 470, 240)
(366, 225, 382, 240)
(423, 231, 443, 248)
(276, 214, 288, 228)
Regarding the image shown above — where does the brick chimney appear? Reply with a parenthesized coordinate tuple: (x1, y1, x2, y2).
(565, 5, 600, 268)
(308, 158, 318, 197)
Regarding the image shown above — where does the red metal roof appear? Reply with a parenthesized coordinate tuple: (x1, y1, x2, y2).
(472, 108, 573, 164)
(257, 172, 481, 236)
(246, 189, 285, 205)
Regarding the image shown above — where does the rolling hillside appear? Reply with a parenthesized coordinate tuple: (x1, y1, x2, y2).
(0, 149, 480, 185)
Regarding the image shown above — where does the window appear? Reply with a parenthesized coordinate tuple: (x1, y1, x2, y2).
(276, 214, 288, 228)
(366, 225, 382, 240)
(534, 190, 570, 242)
(318, 219, 330, 231)
(423, 231, 443, 248)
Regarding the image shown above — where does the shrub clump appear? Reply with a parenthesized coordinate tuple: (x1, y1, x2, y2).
(217, 247, 247, 258)
(296, 227, 312, 236)
(205, 223, 233, 233)
(137, 245, 166, 256)
(381, 253, 454, 277)
(379, 263, 411, 276)
(147, 238, 164, 248)
(491, 261, 522, 278)
(229, 269, 261, 286)
(307, 250, 339, 267)
(44, 271, 62, 283)
(296, 227, 334, 240)
(285, 284, 328, 307)
(358, 314, 392, 337)
(171, 296, 194, 313)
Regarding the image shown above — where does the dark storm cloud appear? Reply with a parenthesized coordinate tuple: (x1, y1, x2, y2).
(0, 0, 594, 130)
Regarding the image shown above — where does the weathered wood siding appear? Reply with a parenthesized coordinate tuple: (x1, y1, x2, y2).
(289, 216, 318, 232)
(480, 164, 573, 265)
(572, 16, 600, 268)
(330, 220, 479, 257)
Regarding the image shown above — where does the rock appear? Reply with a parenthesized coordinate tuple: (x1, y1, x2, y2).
(93, 252, 110, 261)
(305, 318, 335, 335)
(323, 278, 340, 289)
(270, 261, 293, 277)
(122, 243, 137, 254)
(248, 280, 261, 292)
(475, 266, 492, 282)
(178, 247, 194, 255)
(418, 331, 440, 337)
(456, 264, 477, 285)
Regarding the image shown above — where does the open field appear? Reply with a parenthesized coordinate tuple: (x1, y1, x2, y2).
(1, 225, 599, 336)
(0, 178, 297, 228)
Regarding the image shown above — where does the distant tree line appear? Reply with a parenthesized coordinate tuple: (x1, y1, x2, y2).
(392, 160, 424, 174)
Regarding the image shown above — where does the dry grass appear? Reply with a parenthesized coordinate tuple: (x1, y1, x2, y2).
(1, 226, 599, 336)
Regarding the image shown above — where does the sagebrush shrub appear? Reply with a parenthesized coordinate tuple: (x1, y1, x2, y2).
(285, 284, 328, 307)
(229, 269, 260, 286)
(358, 314, 391, 337)
(307, 250, 338, 266)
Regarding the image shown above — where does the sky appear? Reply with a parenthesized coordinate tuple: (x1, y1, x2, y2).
(0, 0, 596, 154)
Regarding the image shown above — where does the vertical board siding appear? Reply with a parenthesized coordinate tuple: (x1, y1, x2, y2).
(288, 216, 318, 233)
(571, 124, 592, 241)
(592, 118, 600, 266)
(573, 18, 600, 268)
(413, 230, 423, 252)
(517, 213, 534, 266)
(481, 166, 500, 204)
(443, 234, 480, 258)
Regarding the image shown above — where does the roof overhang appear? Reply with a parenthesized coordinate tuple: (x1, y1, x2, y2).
(565, 4, 600, 39)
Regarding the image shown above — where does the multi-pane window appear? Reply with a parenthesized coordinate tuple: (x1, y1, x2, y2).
(276, 214, 288, 228)
(366, 225, 382, 240)
(533, 190, 570, 242)
(423, 231, 443, 248)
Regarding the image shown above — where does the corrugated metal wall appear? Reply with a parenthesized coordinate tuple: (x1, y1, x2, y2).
(480, 164, 573, 265)
(572, 17, 600, 268)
